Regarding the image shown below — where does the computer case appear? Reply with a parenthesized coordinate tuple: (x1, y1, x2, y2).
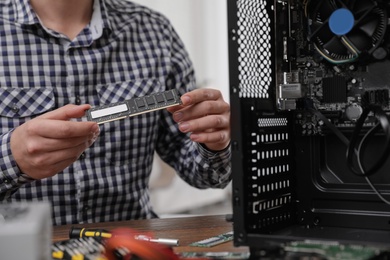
(228, 0, 390, 258)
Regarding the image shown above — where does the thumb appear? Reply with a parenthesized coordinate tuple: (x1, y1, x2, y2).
(38, 104, 91, 121)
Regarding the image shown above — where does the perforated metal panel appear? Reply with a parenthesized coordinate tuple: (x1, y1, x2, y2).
(236, 0, 272, 99)
(228, 0, 297, 245)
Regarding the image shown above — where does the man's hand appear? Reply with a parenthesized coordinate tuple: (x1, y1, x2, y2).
(167, 88, 230, 151)
(10, 104, 100, 179)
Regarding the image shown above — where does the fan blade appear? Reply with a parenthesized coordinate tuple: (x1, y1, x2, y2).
(353, 0, 376, 16)
(315, 1, 337, 22)
(323, 36, 349, 55)
(358, 15, 379, 38)
(345, 31, 372, 52)
(310, 22, 334, 41)
(344, 0, 358, 11)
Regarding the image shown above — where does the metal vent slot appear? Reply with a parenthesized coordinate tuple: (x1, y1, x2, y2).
(244, 116, 295, 232)
(257, 118, 288, 127)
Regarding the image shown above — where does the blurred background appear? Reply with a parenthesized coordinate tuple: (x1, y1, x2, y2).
(131, 0, 232, 217)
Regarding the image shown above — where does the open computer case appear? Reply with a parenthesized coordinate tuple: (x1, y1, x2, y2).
(228, 0, 390, 258)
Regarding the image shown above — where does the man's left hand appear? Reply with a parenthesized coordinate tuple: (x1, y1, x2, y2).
(167, 88, 230, 151)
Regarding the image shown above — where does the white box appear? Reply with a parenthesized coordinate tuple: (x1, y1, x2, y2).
(0, 202, 52, 260)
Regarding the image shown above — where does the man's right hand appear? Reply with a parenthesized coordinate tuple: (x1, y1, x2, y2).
(10, 104, 100, 179)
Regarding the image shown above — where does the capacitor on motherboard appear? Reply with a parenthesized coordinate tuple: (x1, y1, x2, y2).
(345, 104, 363, 122)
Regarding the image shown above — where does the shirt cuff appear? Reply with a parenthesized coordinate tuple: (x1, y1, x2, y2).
(196, 142, 231, 186)
(197, 142, 231, 160)
(0, 131, 34, 199)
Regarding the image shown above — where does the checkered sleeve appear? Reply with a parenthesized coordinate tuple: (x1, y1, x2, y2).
(156, 115, 232, 189)
(195, 143, 232, 188)
(0, 131, 34, 200)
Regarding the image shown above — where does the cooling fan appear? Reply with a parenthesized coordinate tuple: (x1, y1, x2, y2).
(307, 0, 388, 64)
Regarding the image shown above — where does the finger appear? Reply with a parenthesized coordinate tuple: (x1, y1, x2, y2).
(166, 104, 185, 114)
(166, 88, 226, 115)
(25, 132, 99, 154)
(39, 104, 91, 121)
(178, 114, 229, 134)
(39, 141, 92, 166)
(26, 140, 94, 178)
(189, 131, 230, 148)
(173, 100, 230, 123)
(180, 88, 223, 106)
(26, 119, 99, 139)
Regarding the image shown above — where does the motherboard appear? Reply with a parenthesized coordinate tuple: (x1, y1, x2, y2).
(275, 0, 390, 136)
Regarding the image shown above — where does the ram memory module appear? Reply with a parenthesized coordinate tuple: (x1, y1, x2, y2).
(86, 89, 182, 124)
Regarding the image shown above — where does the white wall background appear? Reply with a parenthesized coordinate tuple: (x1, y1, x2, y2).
(130, 0, 231, 215)
(131, 0, 229, 101)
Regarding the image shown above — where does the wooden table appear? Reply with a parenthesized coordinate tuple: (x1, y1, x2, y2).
(53, 214, 249, 255)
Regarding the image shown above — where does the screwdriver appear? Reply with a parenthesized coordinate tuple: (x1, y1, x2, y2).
(69, 227, 180, 247)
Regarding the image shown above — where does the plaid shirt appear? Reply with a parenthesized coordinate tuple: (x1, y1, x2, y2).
(0, 0, 231, 225)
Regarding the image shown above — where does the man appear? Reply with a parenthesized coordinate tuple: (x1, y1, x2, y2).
(0, 0, 231, 225)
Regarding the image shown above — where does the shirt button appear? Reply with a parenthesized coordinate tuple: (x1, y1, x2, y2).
(12, 105, 20, 114)
(75, 96, 81, 105)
